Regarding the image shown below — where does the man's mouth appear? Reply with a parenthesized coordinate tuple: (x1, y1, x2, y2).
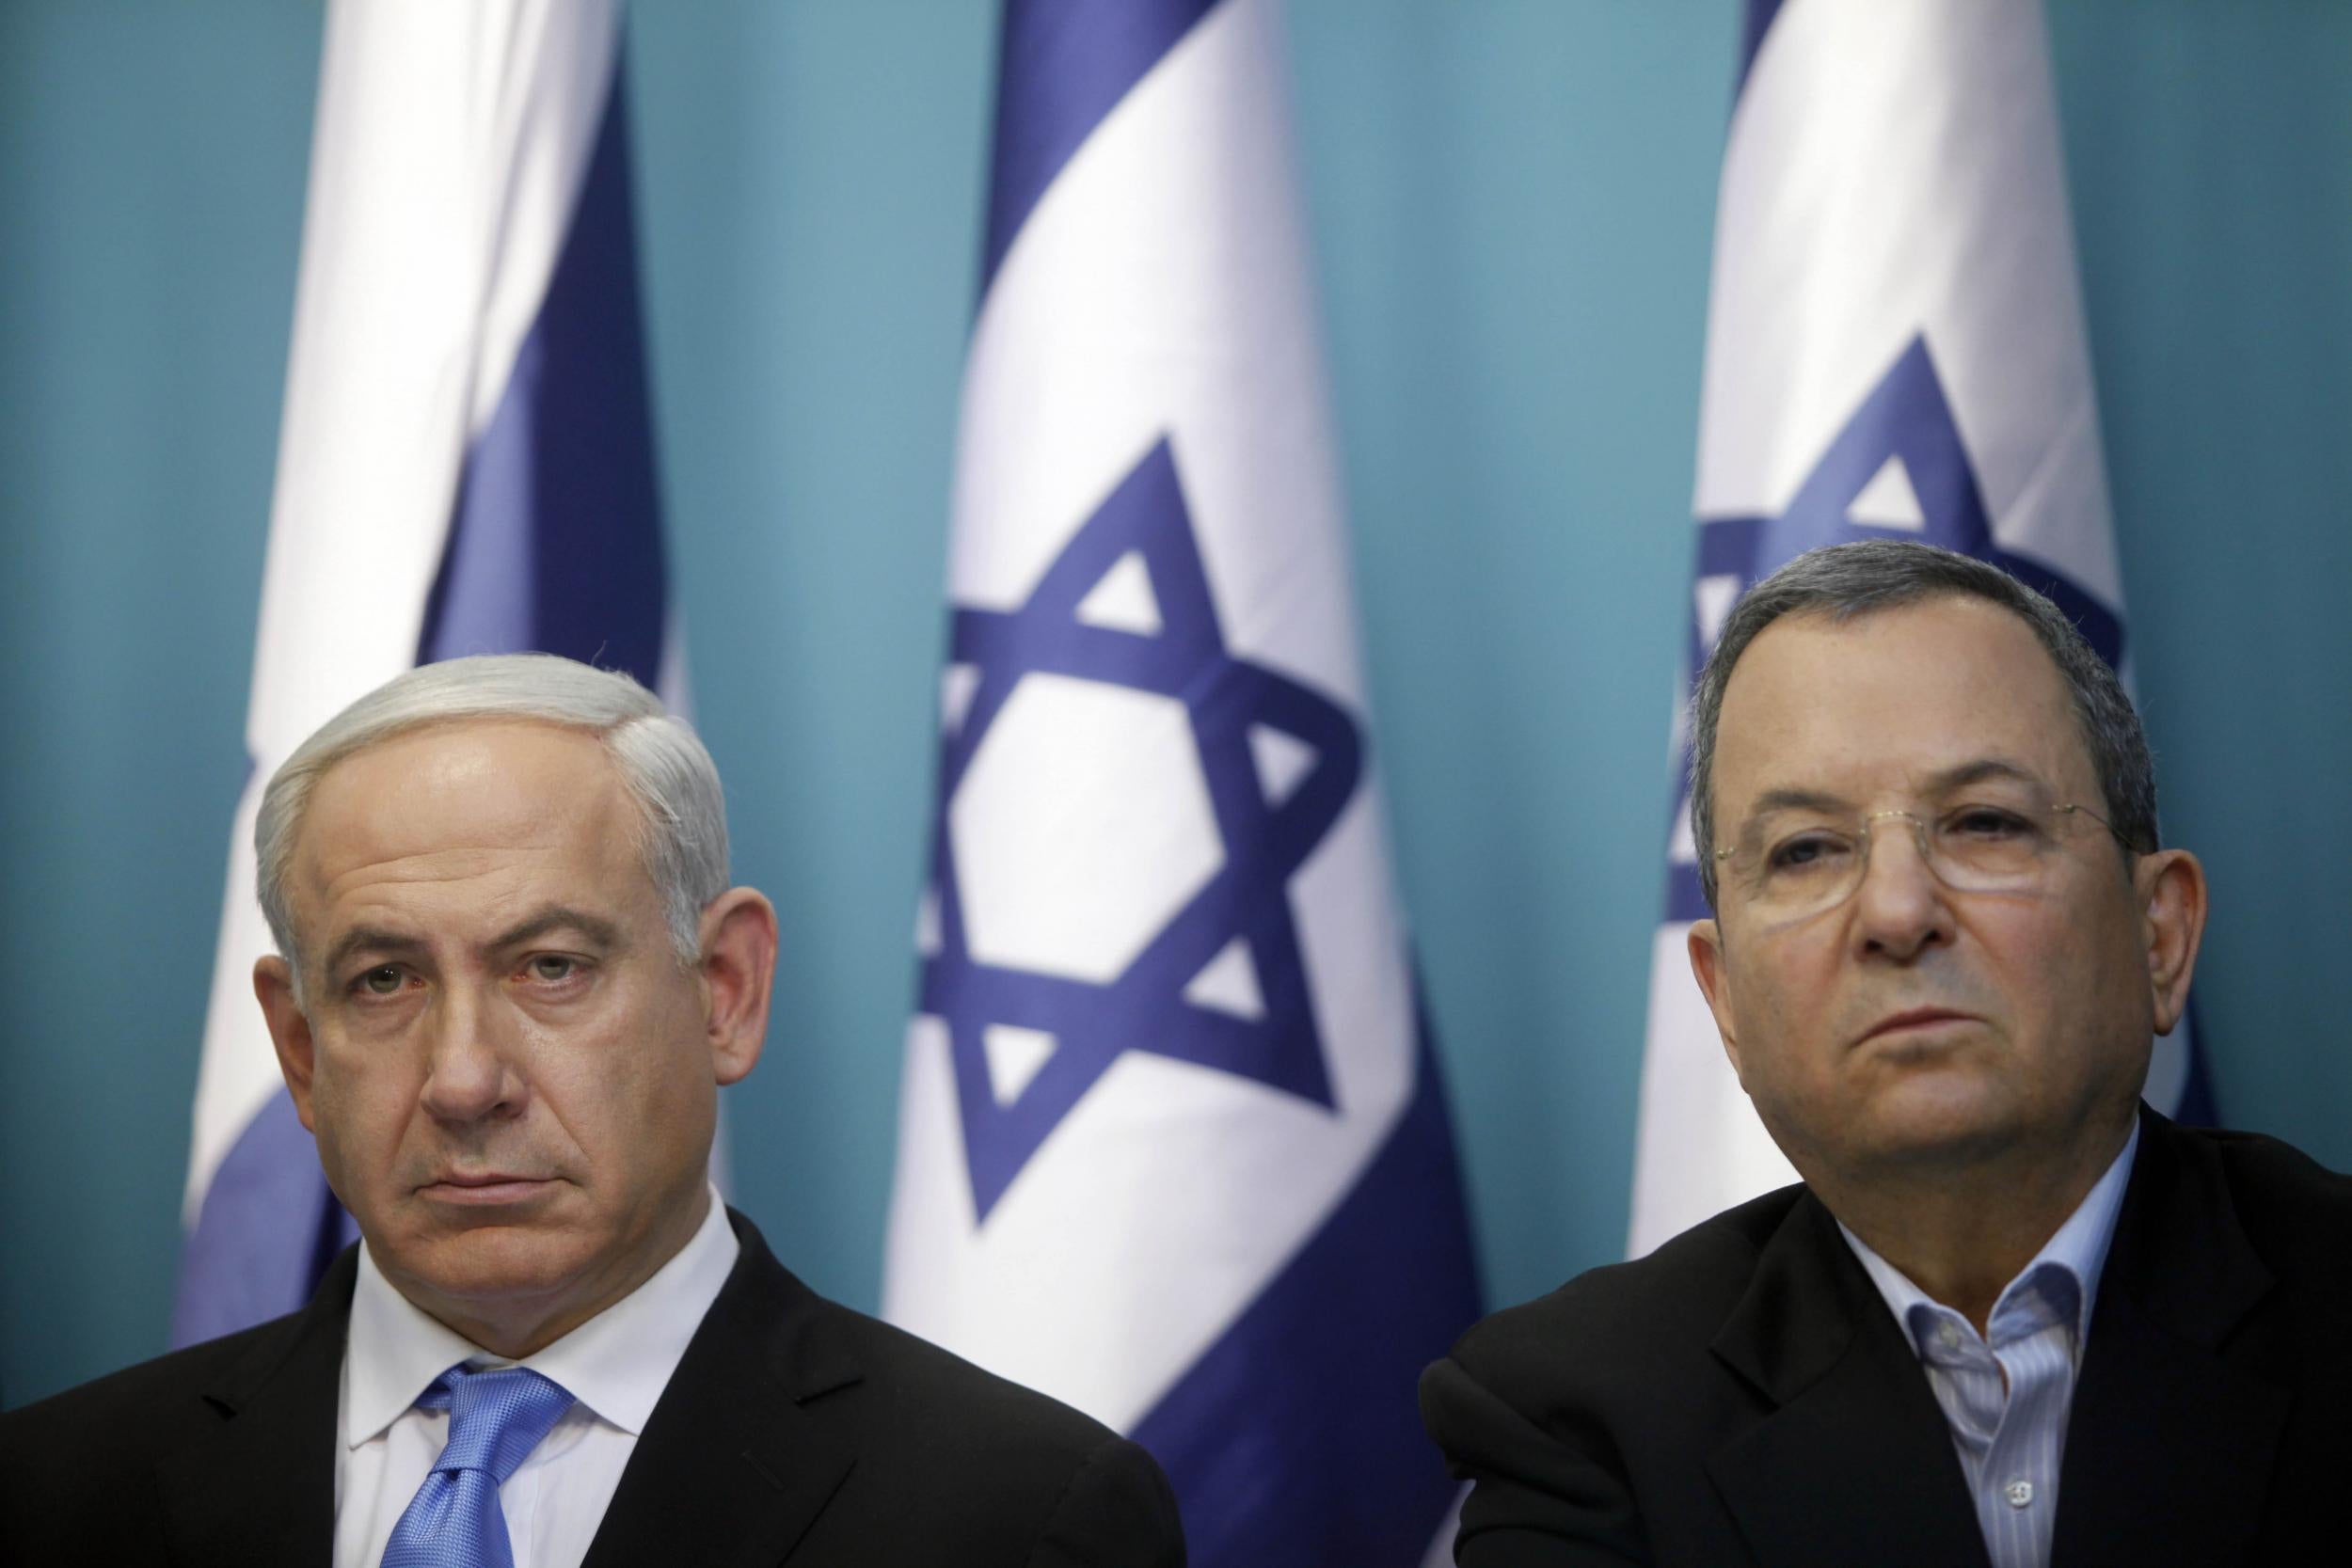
(419, 1173, 555, 1203)
(1857, 1007, 1978, 1045)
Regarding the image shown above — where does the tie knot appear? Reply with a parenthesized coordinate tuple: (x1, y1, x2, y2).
(414, 1363, 577, 1485)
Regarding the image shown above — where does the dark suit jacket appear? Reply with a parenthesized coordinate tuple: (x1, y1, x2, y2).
(1421, 1108, 2352, 1567)
(0, 1210, 1185, 1567)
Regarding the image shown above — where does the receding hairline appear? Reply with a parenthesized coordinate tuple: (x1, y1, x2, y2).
(1724, 590, 2081, 691)
(1725, 590, 2084, 691)
(307, 709, 623, 774)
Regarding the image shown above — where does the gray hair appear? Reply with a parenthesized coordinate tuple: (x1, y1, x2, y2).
(1689, 540, 2157, 911)
(256, 654, 729, 995)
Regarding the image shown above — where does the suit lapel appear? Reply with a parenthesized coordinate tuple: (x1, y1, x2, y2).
(1706, 1193, 1991, 1568)
(583, 1213, 858, 1568)
(152, 1245, 354, 1568)
(2051, 1111, 2289, 1567)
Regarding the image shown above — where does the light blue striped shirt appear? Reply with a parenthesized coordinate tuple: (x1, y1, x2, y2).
(1838, 1123, 2138, 1568)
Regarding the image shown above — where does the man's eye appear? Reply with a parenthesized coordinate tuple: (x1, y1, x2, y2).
(358, 966, 405, 996)
(1766, 833, 1851, 875)
(527, 955, 580, 983)
(1947, 807, 2031, 839)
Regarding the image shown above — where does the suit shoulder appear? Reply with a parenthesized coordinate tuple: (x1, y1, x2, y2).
(813, 1296, 1128, 1455)
(1, 1317, 285, 1445)
(1445, 1182, 1805, 1386)
(723, 1215, 1161, 1488)
(0, 1313, 296, 1519)
(792, 1297, 1184, 1563)
(2194, 1124, 2352, 1263)
(2200, 1124, 2352, 1205)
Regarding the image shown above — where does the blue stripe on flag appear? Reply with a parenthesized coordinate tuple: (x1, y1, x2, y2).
(1736, 0, 1788, 93)
(1130, 999, 1481, 1564)
(170, 1090, 355, 1347)
(421, 65, 667, 683)
(1664, 861, 1711, 927)
(979, 0, 1221, 292)
(2173, 1013, 2218, 1125)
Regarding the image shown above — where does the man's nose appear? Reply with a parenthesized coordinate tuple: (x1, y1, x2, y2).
(1850, 814, 1952, 961)
(419, 987, 526, 1123)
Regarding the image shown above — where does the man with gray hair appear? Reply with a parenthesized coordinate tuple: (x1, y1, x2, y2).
(1423, 541, 2351, 1566)
(1, 653, 1185, 1567)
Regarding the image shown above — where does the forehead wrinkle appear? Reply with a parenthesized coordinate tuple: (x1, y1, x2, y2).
(303, 722, 628, 847)
(316, 900, 629, 985)
(1918, 756, 2057, 796)
(310, 790, 590, 854)
(307, 847, 553, 927)
(303, 843, 612, 965)
(318, 840, 540, 884)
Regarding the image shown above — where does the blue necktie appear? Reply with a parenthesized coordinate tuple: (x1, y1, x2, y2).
(380, 1362, 576, 1568)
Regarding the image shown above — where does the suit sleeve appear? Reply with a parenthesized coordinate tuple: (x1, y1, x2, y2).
(1026, 1433, 1187, 1568)
(1420, 1354, 1649, 1567)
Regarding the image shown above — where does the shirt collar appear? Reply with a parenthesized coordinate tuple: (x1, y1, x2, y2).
(1838, 1118, 2138, 1353)
(342, 1185, 740, 1448)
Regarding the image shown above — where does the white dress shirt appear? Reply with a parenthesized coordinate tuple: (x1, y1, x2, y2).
(1839, 1123, 2138, 1568)
(333, 1186, 740, 1568)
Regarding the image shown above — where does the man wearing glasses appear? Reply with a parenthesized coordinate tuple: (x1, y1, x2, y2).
(1423, 541, 2350, 1567)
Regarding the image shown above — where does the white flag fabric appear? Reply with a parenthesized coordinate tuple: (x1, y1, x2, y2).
(882, 1, 1480, 1560)
(173, 0, 678, 1345)
(1628, 0, 2210, 1259)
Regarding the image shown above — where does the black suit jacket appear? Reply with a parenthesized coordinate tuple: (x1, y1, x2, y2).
(0, 1210, 1185, 1567)
(1421, 1109, 2352, 1567)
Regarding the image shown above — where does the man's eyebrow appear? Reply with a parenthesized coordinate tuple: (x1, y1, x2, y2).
(1921, 757, 2048, 794)
(319, 910, 625, 980)
(1741, 787, 1852, 823)
(323, 927, 425, 979)
(485, 907, 626, 954)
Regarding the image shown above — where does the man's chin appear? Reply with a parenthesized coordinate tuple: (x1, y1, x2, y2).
(1847, 1088, 2026, 1170)
(375, 1219, 596, 1309)
(1756, 1073, 2013, 1173)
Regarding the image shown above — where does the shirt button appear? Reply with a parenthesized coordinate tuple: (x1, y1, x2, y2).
(2005, 1480, 2035, 1509)
(1937, 1323, 1962, 1352)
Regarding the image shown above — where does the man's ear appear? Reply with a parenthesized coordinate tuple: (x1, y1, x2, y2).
(1686, 918, 1745, 1083)
(2138, 847, 2207, 1037)
(698, 888, 779, 1085)
(254, 956, 319, 1132)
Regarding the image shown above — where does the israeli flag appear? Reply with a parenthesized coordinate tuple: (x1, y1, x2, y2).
(882, 1, 1481, 1560)
(173, 0, 676, 1347)
(1628, 0, 2213, 1258)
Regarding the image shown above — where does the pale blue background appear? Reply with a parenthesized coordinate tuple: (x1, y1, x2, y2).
(3, 1, 2347, 1409)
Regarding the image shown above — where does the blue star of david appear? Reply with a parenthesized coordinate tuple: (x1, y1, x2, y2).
(1665, 334, 2124, 922)
(923, 437, 1363, 1220)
